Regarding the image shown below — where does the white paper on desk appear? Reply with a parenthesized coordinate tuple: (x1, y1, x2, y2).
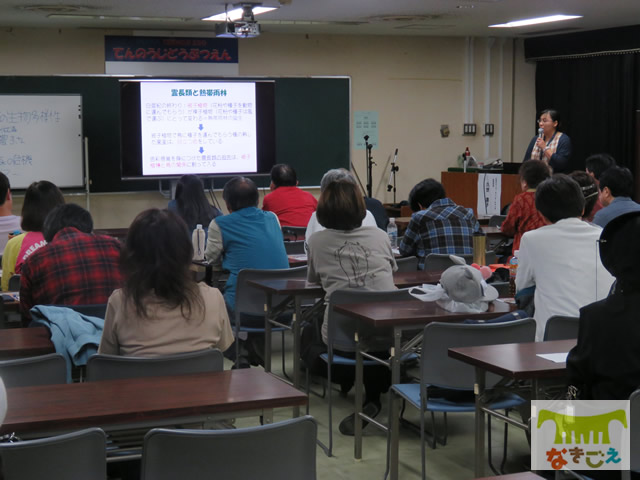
(537, 352, 569, 363)
(477, 174, 501, 216)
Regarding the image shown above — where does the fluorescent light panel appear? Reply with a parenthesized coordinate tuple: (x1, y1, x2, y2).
(490, 14, 582, 28)
(48, 14, 187, 21)
(202, 6, 277, 22)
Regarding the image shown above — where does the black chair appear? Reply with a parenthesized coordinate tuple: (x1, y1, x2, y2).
(543, 315, 579, 341)
(284, 240, 306, 255)
(0, 428, 107, 480)
(282, 226, 307, 241)
(395, 256, 419, 272)
(0, 353, 66, 387)
(86, 348, 224, 381)
(488, 215, 506, 227)
(141, 416, 317, 480)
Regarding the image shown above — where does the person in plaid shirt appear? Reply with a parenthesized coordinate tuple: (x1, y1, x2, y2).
(20, 204, 123, 323)
(399, 178, 482, 270)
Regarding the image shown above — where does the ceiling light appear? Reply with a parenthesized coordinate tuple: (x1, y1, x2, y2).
(489, 14, 582, 28)
(48, 14, 187, 22)
(202, 6, 277, 22)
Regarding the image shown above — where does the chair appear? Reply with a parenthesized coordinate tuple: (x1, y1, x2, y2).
(543, 315, 579, 341)
(0, 353, 66, 387)
(388, 318, 536, 480)
(484, 251, 498, 265)
(423, 253, 472, 271)
(140, 416, 317, 480)
(282, 225, 307, 241)
(7, 274, 20, 292)
(234, 266, 307, 369)
(60, 303, 108, 319)
(488, 215, 506, 227)
(284, 240, 306, 255)
(316, 288, 415, 456)
(396, 256, 419, 272)
(86, 348, 224, 381)
(0, 427, 107, 480)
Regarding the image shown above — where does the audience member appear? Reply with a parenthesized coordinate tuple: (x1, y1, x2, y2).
(205, 176, 289, 366)
(593, 166, 640, 228)
(523, 109, 572, 173)
(500, 160, 550, 251)
(0, 173, 22, 255)
(168, 174, 221, 238)
(515, 175, 614, 341)
(567, 211, 640, 401)
(99, 209, 233, 356)
(262, 164, 318, 227)
(306, 168, 378, 240)
(585, 153, 616, 184)
(1, 181, 65, 291)
(20, 204, 123, 323)
(363, 196, 389, 230)
(569, 171, 600, 222)
(307, 179, 397, 435)
(399, 178, 482, 270)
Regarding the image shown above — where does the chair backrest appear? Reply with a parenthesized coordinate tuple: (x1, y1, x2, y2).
(484, 251, 498, 265)
(0, 427, 107, 480)
(58, 304, 108, 319)
(395, 256, 419, 272)
(284, 240, 306, 255)
(8, 274, 20, 292)
(282, 226, 307, 241)
(86, 348, 223, 382)
(488, 215, 506, 227)
(235, 266, 307, 318)
(423, 253, 473, 271)
(327, 288, 414, 353)
(0, 353, 67, 387)
(543, 315, 579, 341)
(141, 416, 317, 480)
(631, 388, 640, 472)
(421, 318, 536, 389)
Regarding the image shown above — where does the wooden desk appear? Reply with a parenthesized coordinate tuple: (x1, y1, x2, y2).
(449, 339, 575, 477)
(1, 369, 307, 441)
(334, 297, 516, 477)
(94, 228, 128, 242)
(0, 326, 53, 359)
(441, 171, 521, 217)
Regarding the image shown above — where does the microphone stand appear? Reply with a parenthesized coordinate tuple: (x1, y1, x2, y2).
(387, 149, 399, 204)
(364, 135, 375, 198)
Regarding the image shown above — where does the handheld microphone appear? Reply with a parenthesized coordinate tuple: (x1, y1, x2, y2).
(538, 127, 544, 139)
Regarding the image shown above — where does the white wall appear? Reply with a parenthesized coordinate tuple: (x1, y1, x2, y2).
(0, 29, 536, 227)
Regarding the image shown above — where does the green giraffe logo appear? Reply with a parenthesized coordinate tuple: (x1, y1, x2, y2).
(537, 409, 628, 444)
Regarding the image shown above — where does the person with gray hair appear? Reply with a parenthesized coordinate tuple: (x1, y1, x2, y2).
(306, 168, 382, 242)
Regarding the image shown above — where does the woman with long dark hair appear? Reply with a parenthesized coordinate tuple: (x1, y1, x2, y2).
(99, 208, 233, 356)
(1, 180, 65, 291)
(169, 175, 221, 236)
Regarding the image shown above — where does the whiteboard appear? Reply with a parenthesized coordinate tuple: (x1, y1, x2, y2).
(0, 95, 84, 189)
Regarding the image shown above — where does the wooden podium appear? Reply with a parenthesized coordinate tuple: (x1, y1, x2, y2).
(441, 171, 521, 217)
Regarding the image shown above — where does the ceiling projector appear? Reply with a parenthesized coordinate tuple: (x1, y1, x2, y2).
(216, 21, 261, 38)
(215, 4, 262, 38)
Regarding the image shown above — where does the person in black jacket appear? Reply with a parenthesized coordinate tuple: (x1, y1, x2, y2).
(566, 210, 640, 400)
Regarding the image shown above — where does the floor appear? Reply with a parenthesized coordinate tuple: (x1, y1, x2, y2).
(232, 334, 534, 480)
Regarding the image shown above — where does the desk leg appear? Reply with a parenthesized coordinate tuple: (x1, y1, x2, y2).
(389, 327, 402, 480)
(354, 335, 364, 459)
(474, 366, 487, 477)
(264, 292, 273, 374)
(292, 297, 302, 418)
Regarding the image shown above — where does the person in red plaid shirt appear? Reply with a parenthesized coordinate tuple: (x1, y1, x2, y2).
(501, 160, 551, 251)
(20, 204, 123, 323)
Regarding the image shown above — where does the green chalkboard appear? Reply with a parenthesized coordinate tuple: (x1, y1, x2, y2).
(0, 76, 350, 192)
